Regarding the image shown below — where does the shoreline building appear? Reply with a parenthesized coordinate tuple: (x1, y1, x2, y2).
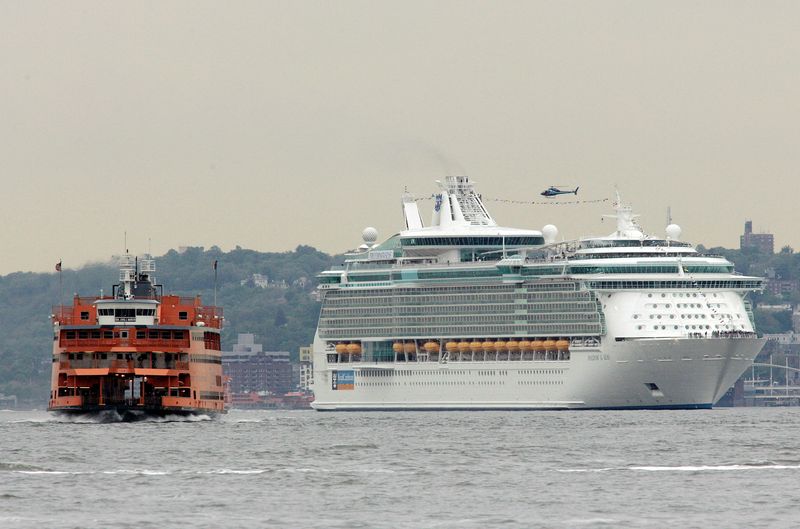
(740, 220, 774, 254)
(223, 334, 293, 395)
(299, 345, 314, 392)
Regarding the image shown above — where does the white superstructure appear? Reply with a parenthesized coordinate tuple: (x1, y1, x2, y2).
(311, 177, 765, 410)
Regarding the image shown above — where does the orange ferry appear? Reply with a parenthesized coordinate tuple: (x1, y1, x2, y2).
(48, 255, 225, 419)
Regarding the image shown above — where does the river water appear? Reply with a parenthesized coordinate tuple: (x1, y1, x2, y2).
(1, 408, 799, 528)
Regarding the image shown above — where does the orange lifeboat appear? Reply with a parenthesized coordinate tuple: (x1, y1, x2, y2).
(335, 343, 348, 354)
(506, 340, 520, 352)
(519, 339, 532, 352)
(532, 339, 545, 351)
(403, 342, 416, 354)
(458, 341, 471, 354)
(494, 340, 507, 352)
(482, 340, 495, 351)
(346, 343, 362, 355)
(392, 342, 403, 354)
(542, 339, 557, 351)
(556, 339, 570, 351)
(424, 341, 439, 353)
(470, 340, 483, 352)
(445, 341, 459, 353)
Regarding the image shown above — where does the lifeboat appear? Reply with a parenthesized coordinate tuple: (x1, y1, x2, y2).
(532, 339, 545, 350)
(346, 343, 362, 355)
(519, 339, 532, 352)
(335, 343, 348, 354)
(403, 342, 416, 354)
(542, 339, 557, 351)
(556, 339, 570, 351)
(445, 341, 459, 353)
(424, 341, 439, 353)
(506, 340, 520, 352)
(470, 340, 483, 352)
(482, 340, 495, 351)
(392, 342, 403, 353)
(494, 340, 507, 352)
(458, 341, 471, 353)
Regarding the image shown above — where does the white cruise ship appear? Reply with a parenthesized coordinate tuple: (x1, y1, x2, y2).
(311, 176, 765, 410)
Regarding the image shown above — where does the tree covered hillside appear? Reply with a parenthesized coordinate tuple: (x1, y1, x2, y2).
(0, 245, 342, 403)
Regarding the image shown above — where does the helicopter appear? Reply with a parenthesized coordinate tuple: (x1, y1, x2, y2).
(540, 185, 579, 197)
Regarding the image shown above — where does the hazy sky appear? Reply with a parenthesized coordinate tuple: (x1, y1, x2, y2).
(1, 1, 798, 275)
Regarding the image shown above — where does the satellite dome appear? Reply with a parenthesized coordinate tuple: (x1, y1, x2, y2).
(542, 224, 558, 244)
(362, 227, 378, 244)
(666, 224, 682, 240)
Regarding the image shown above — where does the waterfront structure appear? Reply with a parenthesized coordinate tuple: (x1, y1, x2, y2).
(48, 255, 225, 417)
(223, 334, 293, 395)
(740, 220, 774, 254)
(311, 176, 765, 410)
(299, 345, 314, 391)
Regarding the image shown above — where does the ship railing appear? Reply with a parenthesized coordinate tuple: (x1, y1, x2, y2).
(195, 306, 224, 328)
(59, 338, 190, 349)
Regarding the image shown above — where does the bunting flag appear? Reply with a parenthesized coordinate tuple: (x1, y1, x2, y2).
(55, 261, 62, 272)
(411, 194, 609, 206)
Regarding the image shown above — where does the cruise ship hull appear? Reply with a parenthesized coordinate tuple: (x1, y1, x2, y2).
(311, 337, 764, 411)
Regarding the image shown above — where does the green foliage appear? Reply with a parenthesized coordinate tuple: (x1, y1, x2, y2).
(0, 246, 342, 404)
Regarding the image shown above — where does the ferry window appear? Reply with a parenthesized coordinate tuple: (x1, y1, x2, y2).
(179, 311, 188, 320)
(172, 331, 185, 340)
(80, 311, 89, 320)
(136, 331, 146, 339)
(149, 330, 159, 339)
(100, 353, 107, 359)
(103, 331, 113, 339)
(161, 331, 171, 340)
(65, 331, 75, 340)
(120, 331, 128, 339)
(117, 354, 123, 359)
(90, 330, 101, 339)
(78, 330, 89, 339)
(115, 309, 135, 319)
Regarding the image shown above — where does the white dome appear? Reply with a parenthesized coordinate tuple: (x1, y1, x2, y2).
(362, 227, 378, 244)
(666, 224, 682, 240)
(542, 224, 558, 244)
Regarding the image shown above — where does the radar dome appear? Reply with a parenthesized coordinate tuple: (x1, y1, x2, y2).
(362, 227, 378, 244)
(665, 224, 682, 240)
(542, 224, 558, 244)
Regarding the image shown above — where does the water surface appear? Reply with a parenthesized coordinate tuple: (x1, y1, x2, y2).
(1, 408, 798, 528)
